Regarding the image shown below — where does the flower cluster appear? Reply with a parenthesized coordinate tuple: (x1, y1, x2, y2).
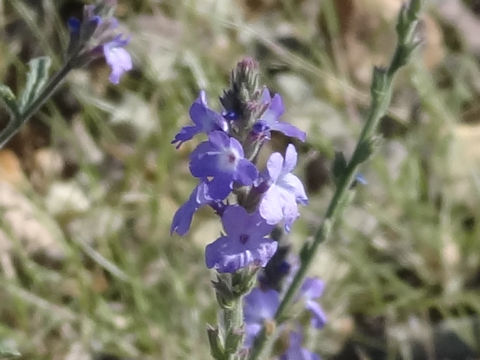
(170, 58, 308, 274)
(244, 252, 326, 359)
(67, 0, 132, 84)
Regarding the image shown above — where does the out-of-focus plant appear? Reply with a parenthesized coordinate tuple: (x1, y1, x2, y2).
(170, 0, 423, 359)
(0, 0, 132, 148)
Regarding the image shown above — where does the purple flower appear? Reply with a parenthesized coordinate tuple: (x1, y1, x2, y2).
(102, 35, 132, 84)
(258, 88, 306, 142)
(258, 144, 308, 231)
(172, 91, 229, 148)
(170, 181, 213, 236)
(279, 331, 321, 360)
(205, 206, 277, 273)
(243, 288, 280, 347)
(300, 278, 327, 329)
(190, 131, 258, 200)
(67, 2, 132, 85)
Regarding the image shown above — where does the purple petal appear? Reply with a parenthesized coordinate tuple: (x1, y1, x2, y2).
(170, 198, 197, 236)
(268, 93, 285, 118)
(222, 206, 251, 238)
(266, 152, 284, 182)
(283, 144, 298, 174)
(196, 181, 212, 203)
(259, 186, 285, 225)
(229, 136, 245, 158)
(222, 206, 274, 239)
(244, 323, 262, 348)
(244, 288, 279, 324)
(205, 235, 278, 273)
(269, 121, 306, 142)
(301, 278, 325, 299)
(305, 300, 327, 329)
(261, 87, 271, 103)
(207, 173, 233, 200)
(171, 125, 201, 148)
(208, 130, 231, 149)
(189, 91, 228, 132)
(189, 141, 221, 177)
(281, 190, 300, 232)
(170, 183, 209, 236)
(260, 186, 299, 231)
(234, 159, 258, 186)
(279, 173, 308, 205)
(261, 91, 285, 127)
(103, 38, 132, 84)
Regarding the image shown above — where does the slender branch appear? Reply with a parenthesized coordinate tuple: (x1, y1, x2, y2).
(247, 1, 423, 359)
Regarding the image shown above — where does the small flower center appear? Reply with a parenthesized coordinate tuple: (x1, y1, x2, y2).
(239, 234, 249, 244)
(218, 148, 240, 172)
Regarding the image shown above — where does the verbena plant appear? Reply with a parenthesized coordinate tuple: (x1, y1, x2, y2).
(0, 0, 423, 359)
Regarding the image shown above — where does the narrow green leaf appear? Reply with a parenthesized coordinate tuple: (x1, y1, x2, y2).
(19, 56, 51, 111)
(0, 85, 20, 119)
(207, 325, 224, 360)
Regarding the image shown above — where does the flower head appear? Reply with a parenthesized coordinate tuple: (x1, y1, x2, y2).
(258, 88, 306, 142)
(205, 206, 277, 273)
(172, 91, 229, 148)
(258, 144, 308, 231)
(243, 288, 280, 347)
(190, 131, 258, 200)
(67, 2, 131, 84)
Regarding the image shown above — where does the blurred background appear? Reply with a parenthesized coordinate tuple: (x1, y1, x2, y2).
(0, 0, 480, 359)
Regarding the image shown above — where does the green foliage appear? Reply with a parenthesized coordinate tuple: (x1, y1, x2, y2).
(19, 56, 52, 113)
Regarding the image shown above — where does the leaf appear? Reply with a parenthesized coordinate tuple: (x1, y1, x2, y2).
(332, 151, 347, 184)
(0, 343, 20, 359)
(355, 135, 383, 164)
(0, 85, 20, 119)
(19, 56, 51, 111)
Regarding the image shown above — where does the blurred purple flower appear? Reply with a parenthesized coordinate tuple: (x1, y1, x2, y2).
(67, 3, 131, 84)
(205, 206, 277, 273)
(300, 278, 327, 329)
(258, 88, 306, 142)
(258, 144, 308, 231)
(279, 331, 321, 360)
(102, 35, 132, 84)
(172, 91, 229, 148)
(189, 131, 258, 200)
(243, 288, 280, 347)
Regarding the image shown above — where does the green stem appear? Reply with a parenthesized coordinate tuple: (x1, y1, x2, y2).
(209, 270, 257, 360)
(223, 299, 243, 360)
(248, 1, 422, 358)
(0, 60, 73, 148)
